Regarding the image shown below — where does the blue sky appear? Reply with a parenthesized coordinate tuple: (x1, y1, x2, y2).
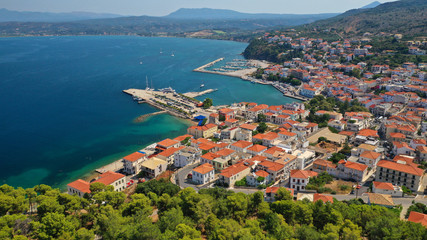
(0, 0, 396, 16)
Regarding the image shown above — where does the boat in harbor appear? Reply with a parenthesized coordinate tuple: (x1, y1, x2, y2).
(159, 87, 176, 93)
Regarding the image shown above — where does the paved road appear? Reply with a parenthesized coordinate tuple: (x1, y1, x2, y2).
(175, 162, 201, 190)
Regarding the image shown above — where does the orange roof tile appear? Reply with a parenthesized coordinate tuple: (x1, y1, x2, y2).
(259, 160, 285, 172)
(157, 138, 179, 148)
(255, 170, 270, 178)
(313, 159, 336, 168)
(338, 131, 355, 136)
(263, 146, 285, 155)
(231, 140, 253, 149)
(290, 170, 318, 179)
(158, 146, 185, 158)
(219, 108, 234, 114)
(193, 163, 214, 175)
(247, 144, 267, 153)
(390, 132, 406, 139)
(201, 152, 220, 161)
(67, 179, 91, 193)
(360, 150, 381, 160)
(123, 152, 145, 162)
(279, 130, 297, 137)
(215, 148, 235, 157)
(358, 129, 379, 138)
(408, 211, 427, 227)
(174, 134, 193, 142)
(220, 163, 249, 178)
(240, 124, 257, 131)
(314, 193, 333, 203)
(378, 160, 423, 176)
(94, 171, 125, 186)
(344, 161, 368, 172)
(373, 181, 394, 191)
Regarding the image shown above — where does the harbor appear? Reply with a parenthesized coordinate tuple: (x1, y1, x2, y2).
(123, 87, 216, 119)
(192, 58, 308, 101)
(184, 88, 217, 98)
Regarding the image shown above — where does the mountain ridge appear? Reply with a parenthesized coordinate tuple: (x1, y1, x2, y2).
(165, 8, 339, 20)
(0, 8, 123, 22)
(300, 0, 427, 37)
(360, 1, 382, 9)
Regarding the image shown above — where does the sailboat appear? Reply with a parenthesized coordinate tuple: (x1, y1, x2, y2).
(160, 48, 163, 54)
(171, 52, 175, 57)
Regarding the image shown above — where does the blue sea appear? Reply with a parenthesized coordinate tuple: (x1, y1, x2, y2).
(0, 36, 296, 189)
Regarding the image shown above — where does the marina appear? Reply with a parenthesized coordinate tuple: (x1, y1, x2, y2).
(123, 87, 216, 119)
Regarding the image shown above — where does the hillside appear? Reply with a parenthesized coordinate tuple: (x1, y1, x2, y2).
(0, 10, 339, 39)
(0, 8, 123, 22)
(301, 0, 427, 37)
(165, 8, 338, 20)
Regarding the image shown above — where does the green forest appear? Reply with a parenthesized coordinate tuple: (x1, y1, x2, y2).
(1, 180, 427, 240)
(243, 39, 304, 63)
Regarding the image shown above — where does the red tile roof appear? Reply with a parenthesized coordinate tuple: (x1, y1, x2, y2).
(377, 160, 423, 176)
(231, 140, 253, 149)
(314, 193, 333, 203)
(360, 150, 381, 160)
(338, 131, 355, 136)
(290, 170, 318, 179)
(240, 124, 257, 131)
(95, 171, 125, 186)
(193, 163, 214, 175)
(157, 138, 179, 148)
(263, 146, 285, 155)
(408, 211, 427, 227)
(343, 161, 368, 172)
(158, 146, 185, 158)
(219, 108, 234, 114)
(259, 160, 285, 172)
(313, 159, 336, 169)
(389, 132, 406, 139)
(123, 152, 145, 162)
(247, 144, 267, 153)
(220, 163, 249, 178)
(215, 148, 235, 157)
(373, 181, 394, 191)
(174, 134, 193, 142)
(358, 129, 379, 138)
(201, 152, 220, 161)
(255, 170, 270, 178)
(67, 179, 91, 194)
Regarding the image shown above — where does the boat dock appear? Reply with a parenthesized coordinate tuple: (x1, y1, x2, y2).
(184, 89, 217, 98)
(123, 88, 215, 120)
(193, 58, 224, 72)
(271, 83, 309, 101)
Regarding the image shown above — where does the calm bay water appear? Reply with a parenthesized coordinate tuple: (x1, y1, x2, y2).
(0, 36, 295, 189)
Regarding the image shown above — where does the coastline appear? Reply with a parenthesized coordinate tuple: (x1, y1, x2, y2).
(0, 34, 251, 44)
(193, 58, 308, 102)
